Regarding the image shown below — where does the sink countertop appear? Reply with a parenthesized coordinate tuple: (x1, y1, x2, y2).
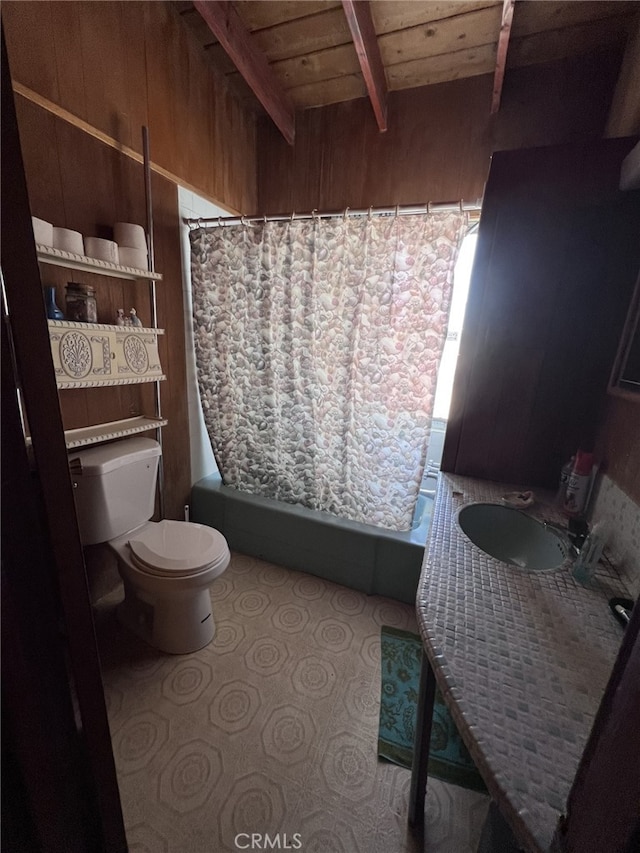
(415, 473, 630, 853)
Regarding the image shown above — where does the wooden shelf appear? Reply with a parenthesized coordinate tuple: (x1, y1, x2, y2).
(38, 239, 168, 450)
(37, 243, 162, 281)
(63, 416, 168, 449)
(48, 319, 164, 335)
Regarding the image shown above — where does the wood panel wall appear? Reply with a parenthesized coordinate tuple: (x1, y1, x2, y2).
(1, 1, 258, 214)
(258, 74, 494, 212)
(3, 1, 260, 519)
(595, 395, 640, 504)
(257, 48, 622, 213)
(15, 96, 190, 520)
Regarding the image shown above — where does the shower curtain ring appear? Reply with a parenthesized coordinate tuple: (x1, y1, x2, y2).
(290, 211, 295, 223)
(217, 217, 222, 228)
(368, 207, 373, 221)
(263, 214, 267, 225)
(395, 205, 399, 218)
(343, 206, 349, 221)
(427, 201, 432, 215)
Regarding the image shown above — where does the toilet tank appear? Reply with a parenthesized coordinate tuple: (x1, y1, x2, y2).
(70, 437, 161, 545)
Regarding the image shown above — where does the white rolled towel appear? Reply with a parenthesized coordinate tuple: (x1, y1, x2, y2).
(53, 227, 84, 255)
(118, 246, 149, 271)
(114, 222, 147, 250)
(32, 216, 54, 246)
(85, 237, 120, 264)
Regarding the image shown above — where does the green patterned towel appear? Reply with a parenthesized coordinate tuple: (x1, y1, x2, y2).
(378, 626, 486, 793)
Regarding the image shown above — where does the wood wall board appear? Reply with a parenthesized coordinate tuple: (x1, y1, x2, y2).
(507, 14, 631, 70)
(260, 42, 496, 105)
(248, 7, 352, 64)
(236, 0, 342, 31)
(16, 97, 191, 519)
(13, 97, 65, 225)
(386, 43, 496, 91)
(204, 41, 239, 77)
(274, 43, 360, 90)
(286, 74, 367, 109)
(151, 180, 192, 518)
(2, 0, 258, 216)
(511, 0, 637, 39)
(258, 50, 622, 216)
(54, 118, 119, 236)
(230, 0, 502, 37)
(370, 0, 502, 34)
(492, 48, 623, 151)
(378, 5, 503, 68)
(1, 1, 59, 102)
(595, 395, 640, 503)
(48, 1, 85, 119)
(199, 1, 503, 75)
(441, 140, 640, 488)
(215, 59, 268, 109)
(76, 2, 130, 149)
(144, 2, 189, 184)
(193, 0, 295, 146)
(178, 4, 222, 49)
(15, 79, 246, 216)
(121, 2, 151, 147)
(257, 75, 494, 213)
(187, 31, 217, 197)
(266, 5, 503, 93)
(57, 387, 89, 432)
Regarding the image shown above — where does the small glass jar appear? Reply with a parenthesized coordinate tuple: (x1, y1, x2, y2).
(65, 282, 97, 323)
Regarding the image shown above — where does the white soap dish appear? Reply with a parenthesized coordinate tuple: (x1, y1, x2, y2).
(501, 490, 535, 509)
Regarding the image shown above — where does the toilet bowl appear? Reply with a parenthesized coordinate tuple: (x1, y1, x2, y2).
(71, 437, 231, 654)
(109, 519, 230, 653)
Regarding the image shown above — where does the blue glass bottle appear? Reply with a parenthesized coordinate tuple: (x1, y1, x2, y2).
(44, 286, 64, 320)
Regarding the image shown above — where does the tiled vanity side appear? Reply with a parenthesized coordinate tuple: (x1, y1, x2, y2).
(590, 474, 640, 598)
(414, 474, 630, 853)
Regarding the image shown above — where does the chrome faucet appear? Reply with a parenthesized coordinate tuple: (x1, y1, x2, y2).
(543, 518, 589, 556)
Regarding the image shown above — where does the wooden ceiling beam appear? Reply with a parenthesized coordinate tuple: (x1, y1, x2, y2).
(341, 0, 388, 132)
(491, 0, 515, 113)
(193, 0, 295, 145)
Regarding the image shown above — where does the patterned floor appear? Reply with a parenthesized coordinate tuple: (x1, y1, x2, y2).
(94, 553, 489, 852)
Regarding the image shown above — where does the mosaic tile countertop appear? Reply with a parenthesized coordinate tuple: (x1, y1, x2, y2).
(415, 474, 630, 853)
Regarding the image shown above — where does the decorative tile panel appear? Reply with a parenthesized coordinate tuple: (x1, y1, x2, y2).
(48, 320, 165, 388)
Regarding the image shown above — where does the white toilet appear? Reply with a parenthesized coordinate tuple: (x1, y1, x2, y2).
(71, 437, 230, 654)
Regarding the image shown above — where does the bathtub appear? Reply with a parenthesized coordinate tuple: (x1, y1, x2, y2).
(190, 477, 433, 604)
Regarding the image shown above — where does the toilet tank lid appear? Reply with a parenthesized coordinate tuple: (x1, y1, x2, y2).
(70, 437, 161, 476)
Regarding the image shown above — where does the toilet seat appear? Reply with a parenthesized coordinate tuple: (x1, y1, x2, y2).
(128, 519, 230, 577)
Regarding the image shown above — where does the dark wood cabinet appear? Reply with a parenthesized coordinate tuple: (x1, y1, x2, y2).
(443, 138, 640, 487)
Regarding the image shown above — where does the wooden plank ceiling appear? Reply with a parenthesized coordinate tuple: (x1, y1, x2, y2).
(176, 0, 638, 134)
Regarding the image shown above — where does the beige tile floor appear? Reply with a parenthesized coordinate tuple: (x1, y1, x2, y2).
(94, 553, 489, 853)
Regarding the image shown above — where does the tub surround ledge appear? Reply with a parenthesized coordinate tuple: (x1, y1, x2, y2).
(191, 474, 432, 604)
(414, 473, 631, 852)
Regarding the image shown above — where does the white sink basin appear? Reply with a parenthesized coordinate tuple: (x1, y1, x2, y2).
(457, 503, 568, 571)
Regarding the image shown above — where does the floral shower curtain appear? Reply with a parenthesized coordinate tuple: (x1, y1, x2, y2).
(190, 212, 465, 531)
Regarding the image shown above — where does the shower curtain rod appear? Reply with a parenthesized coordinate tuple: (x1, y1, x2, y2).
(184, 199, 482, 228)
